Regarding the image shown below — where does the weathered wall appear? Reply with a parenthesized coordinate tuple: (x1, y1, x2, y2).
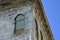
(0, 2, 34, 40)
(33, 0, 54, 40)
(0, 0, 54, 40)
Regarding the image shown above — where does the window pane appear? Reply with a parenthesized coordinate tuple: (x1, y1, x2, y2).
(16, 20, 25, 30)
(15, 14, 25, 34)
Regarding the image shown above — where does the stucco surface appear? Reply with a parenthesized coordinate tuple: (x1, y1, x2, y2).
(0, 2, 34, 40)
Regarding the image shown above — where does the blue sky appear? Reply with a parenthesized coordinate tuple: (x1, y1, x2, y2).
(42, 0, 60, 40)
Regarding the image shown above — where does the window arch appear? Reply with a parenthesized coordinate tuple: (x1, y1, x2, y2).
(14, 14, 25, 35)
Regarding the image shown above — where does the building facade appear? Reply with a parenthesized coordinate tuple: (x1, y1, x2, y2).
(0, 0, 54, 40)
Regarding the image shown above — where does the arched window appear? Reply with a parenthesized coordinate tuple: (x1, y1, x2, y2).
(14, 14, 25, 35)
